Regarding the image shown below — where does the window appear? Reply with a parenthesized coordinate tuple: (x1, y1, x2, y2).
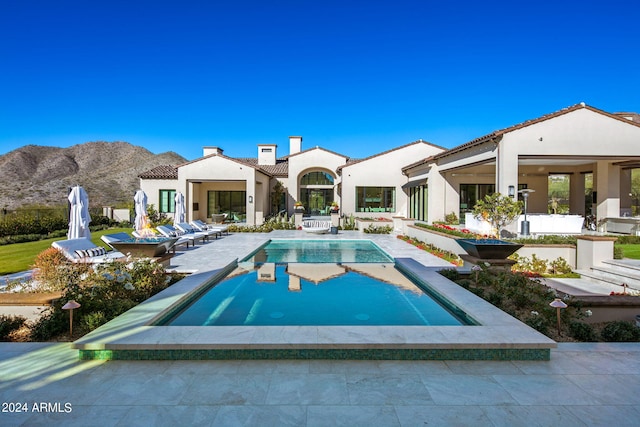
(356, 187, 395, 212)
(548, 174, 570, 214)
(409, 185, 428, 221)
(301, 171, 334, 186)
(159, 189, 176, 213)
(459, 184, 494, 223)
(261, 148, 272, 152)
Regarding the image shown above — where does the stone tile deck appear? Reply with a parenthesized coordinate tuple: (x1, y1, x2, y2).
(1, 342, 639, 426)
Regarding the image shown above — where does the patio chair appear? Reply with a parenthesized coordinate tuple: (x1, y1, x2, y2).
(52, 238, 126, 263)
(175, 222, 219, 240)
(157, 224, 206, 245)
(191, 219, 229, 235)
(301, 220, 331, 234)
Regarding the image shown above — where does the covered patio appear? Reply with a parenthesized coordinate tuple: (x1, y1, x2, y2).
(405, 104, 640, 234)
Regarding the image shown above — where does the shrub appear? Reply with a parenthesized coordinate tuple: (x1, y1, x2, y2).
(363, 224, 392, 234)
(413, 222, 476, 238)
(32, 247, 88, 292)
(600, 321, 640, 342)
(512, 235, 577, 245)
(0, 213, 67, 237)
(569, 321, 597, 342)
(82, 311, 108, 332)
(550, 257, 573, 275)
(529, 254, 549, 275)
(613, 246, 624, 260)
(0, 314, 27, 341)
(29, 256, 184, 340)
(438, 268, 459, 281)
(525, 315, 549, 335)
(444, 212, 459, 225)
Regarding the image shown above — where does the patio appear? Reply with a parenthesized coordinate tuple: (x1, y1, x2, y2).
(2, 231, 640, 425)
(1, 341, 639, 426)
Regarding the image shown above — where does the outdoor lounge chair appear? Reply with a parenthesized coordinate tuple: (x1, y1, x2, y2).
(190, 219, 229, 235)
(175, 222, 219, 240)
(52, 238, 126, 263)
(156, 225, 206, 245)
(301, 220, 331, 234)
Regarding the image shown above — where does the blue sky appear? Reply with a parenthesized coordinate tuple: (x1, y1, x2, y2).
(1, 0, 638, 161)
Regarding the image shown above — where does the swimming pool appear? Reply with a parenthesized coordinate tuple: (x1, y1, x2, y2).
(242, 239, 394, 263)
(76, 235, 556, 361)
(163, 240, 472, 327)
(166, 263, 469, 326)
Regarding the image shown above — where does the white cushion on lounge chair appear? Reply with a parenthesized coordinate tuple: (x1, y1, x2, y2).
(132, 229, 191, 249)
(190, 220, 227, 235)
(175, 222, 217, 240)
(301, 220, 331, 234)
(53, 238, 125, 263)
(157, 225, 205, 245)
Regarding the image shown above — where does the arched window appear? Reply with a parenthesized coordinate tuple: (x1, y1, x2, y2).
(300, 171, 334, 186)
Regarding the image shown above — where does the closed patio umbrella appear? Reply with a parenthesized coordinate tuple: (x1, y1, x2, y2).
(67, 185, 91, 240)
(134, 190, 148, 231)
(174, 191, 186, 225)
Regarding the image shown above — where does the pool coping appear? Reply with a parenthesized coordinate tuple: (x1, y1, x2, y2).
(72, 235, 557, 360)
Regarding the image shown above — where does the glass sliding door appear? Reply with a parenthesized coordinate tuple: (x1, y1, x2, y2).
(460, 184, 494, 223)
(300, 189, 333, 215)
(208, 191, 246, 222)
(409, 185, 428, 221)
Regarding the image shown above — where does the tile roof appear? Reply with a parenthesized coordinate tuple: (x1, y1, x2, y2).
(235, 158, 290, 176)
(137, 165, 178, 179)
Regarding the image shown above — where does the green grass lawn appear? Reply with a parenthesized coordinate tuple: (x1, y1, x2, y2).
(0, 228, 133, 275)
(620, 244, 640, 260)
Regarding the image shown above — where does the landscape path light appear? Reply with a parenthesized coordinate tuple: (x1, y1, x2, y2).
(471, 265, 482, 284)
(549, 298, 567, 336)
(62, 300, 81, 341)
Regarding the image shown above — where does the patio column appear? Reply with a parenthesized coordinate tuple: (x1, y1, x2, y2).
(496, 143, 519, 199)
(570, 173, 586, 215)
(595, 161, 620, 219)
(427, 163, 447, 223)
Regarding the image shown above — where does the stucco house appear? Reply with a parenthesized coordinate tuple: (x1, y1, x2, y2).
(403, 103, 640, 233)
(139, 103, 640, 230)
(139, 137, 444, 225)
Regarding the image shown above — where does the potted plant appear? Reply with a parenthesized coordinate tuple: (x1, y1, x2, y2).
(294, 201, 304, 212)
(456, 193, 524, 259)
(330, 201, 339, 213)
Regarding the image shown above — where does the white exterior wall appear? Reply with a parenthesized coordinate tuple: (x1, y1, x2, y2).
(177, 156, 260, 225)
(341, 143, 444, 219)
(139, 178, 178, 220)
(430, 107, 640, 224)
(287, 148, 348, 213)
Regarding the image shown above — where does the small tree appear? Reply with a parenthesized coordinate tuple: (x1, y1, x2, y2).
(473, 193, 523, 238)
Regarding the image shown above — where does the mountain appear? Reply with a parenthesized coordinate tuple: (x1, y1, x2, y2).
(0, 142, 186, 210)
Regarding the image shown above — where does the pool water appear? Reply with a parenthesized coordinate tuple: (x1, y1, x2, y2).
(166, 263, 467, 326)
(242, 239, 394, 263)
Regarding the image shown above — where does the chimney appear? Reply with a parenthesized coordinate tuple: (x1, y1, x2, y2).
(289, 136, 302, 155)
(258, 144, 277, 165)
(203, 146, 224, 157)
